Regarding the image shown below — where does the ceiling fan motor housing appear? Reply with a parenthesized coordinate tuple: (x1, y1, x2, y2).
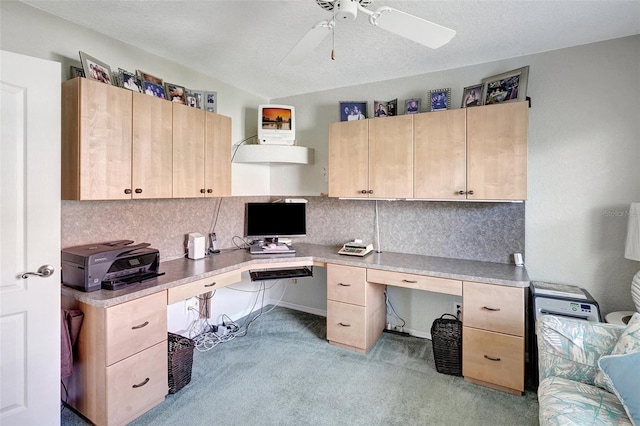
(335, 0, 358, 21)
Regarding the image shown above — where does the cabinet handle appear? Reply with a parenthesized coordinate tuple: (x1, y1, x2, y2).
(135, 188, 142, 194)
(338, 283, 351, 287)
(483, 355, 501, 362)
(457, 190, 465, 195)
(132, 378, 150, 388)
(482, 306, 501, 312)
(467, 190, 475, 195)
(361, 190, 368, 194)
(124, 188, 132, 194)
(200, 189, 206, 194)
(204, 282, 216, 287)
(368, 190, 374, 194)
(207, 189, 213, 193)
(338, 322, 351, 327)
(402, 279, 418, 283)
(131, 321, 149, 330)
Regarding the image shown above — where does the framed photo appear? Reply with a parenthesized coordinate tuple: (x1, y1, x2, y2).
(142, 81, 166, 99)
(136, 70, 163, 86)
(188, 90, 204, 109)
(427, 88, 451, 111)
(165, 82, 186, 104)
(69, 65, 84, 79)
(339, 101, 367, 121)
(185, 91, 199, 108)
(119, 68, 142, 93)
(373, 100, 389, 118)
(461, 84, 482, 108)
(481, 66, 529, 105)
(204, 91, 217, 112)
(79, 51, 112, 85)
(405, 98, 420, 114)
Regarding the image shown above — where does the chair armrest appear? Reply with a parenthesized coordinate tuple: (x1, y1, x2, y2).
(536, 315, 624, 385)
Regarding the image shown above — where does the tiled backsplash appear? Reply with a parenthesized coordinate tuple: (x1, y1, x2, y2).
(62, 196, 524, 264)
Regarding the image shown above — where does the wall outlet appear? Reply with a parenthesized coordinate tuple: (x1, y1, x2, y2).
(453, 302, 463, 318)
(185, 297, 199, 315)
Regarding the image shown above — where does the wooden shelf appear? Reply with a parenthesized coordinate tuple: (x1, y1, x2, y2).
(234, 144, 314, 164)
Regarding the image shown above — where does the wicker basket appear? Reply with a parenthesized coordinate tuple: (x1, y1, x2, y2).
(430, 313, 462, 376)
(168, 332, 195, 394)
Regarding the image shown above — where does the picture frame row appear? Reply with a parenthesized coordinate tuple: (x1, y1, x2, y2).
(76, 51, 217, 112)
(339, 66, 529, 121)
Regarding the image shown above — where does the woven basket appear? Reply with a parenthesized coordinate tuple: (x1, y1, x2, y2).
(168, 332, 195, 394)
(430, 313, 462, 376)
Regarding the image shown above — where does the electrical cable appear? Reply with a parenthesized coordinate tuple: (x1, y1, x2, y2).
(231, 134, 257, 162)
(209, 197, 223, 234)
(385, 290, 406, 327)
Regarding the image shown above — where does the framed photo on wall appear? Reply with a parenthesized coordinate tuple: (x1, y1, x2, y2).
(427, 88, 451, 111)
(339, 101, 367, 121)
(461, 84, 482, 108)
(481, 66, 529, 105)
(79, 51, 113, 85)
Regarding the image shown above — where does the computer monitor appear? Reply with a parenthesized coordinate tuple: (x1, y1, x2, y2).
(257, 104, 295, 145)
(245, 202, 306, 254)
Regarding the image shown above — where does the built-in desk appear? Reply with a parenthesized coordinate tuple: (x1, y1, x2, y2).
(61, 243, 530, 425)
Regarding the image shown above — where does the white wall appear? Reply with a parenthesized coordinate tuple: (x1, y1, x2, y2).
(273, 36, 640, 323)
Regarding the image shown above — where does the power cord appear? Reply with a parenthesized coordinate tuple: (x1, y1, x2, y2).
(385, 290, 406, 331)
(231, 134, 257, 162)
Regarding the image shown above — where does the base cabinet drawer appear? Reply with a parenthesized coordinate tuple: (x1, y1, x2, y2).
(107, 340, 168, 425)
(327, 300, 366, 350)
(462, 327, 524, 392)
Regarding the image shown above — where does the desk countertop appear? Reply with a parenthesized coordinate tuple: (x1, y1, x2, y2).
(61, 243, 530, 308)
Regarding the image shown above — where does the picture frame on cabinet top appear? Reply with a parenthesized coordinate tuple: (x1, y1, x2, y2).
(405, 98, 420, 114)
(142, 81, 166, 99)
(136, 70, 163, 86)
(339, 101, 367, 121)
(69, 65, 84, 80)
(204, 91, 217, 112)
(119, 69, 143, 93)
(481, 65, 529, 105)
(461, 84, 482, 108)
(79, 51, 113, 85)
(427, 88, 451, 111)
(165, 82, 186, 104)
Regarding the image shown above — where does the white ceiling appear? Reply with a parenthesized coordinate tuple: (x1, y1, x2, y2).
(22, 0, 640, 99)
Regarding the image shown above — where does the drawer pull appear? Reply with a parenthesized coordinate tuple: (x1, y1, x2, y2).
(482, 306, 501, 312)
(204, 282, 216, 287)
(132, 377, 150, 388)
(483, 355, 501, 362)
(338, 283, 351, 287)
(402, 279, 418, 283)
(131, 321, 149, 330)
(338, 322, 351, 327)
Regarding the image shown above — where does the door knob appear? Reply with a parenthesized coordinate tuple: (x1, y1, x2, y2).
(21, 264, 55, 279)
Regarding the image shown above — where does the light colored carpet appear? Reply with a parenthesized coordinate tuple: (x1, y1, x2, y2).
(62, 306, 539, 425)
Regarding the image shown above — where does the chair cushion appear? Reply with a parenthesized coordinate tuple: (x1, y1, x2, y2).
(599, 352, 640, 426)
(595, 313, 640, 393)
(538, 376, 632, 425)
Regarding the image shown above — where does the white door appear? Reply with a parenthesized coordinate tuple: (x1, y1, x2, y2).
(1, 50, 61, 425)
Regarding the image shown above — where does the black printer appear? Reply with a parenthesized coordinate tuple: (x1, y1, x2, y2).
(61, 240, 164, 292)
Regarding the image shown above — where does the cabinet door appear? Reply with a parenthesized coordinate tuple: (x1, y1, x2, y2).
(204, 112, 231, 197)
(414, 109, 466, 199)
(132, 93, 173, 199)
(328, 120, 369, 198)
(70, 78, 132, 200)
(172, 103, 205, 198)
(368, 115, 413, 198)
(466, 101, 528, 200)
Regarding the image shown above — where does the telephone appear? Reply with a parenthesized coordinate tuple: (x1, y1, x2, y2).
(338, 241, 373, 257)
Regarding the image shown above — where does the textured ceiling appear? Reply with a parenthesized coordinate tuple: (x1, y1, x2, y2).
(22, 0, 640, 99)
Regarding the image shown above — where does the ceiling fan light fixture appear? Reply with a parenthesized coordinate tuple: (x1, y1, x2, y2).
(335, 0, 358, 21)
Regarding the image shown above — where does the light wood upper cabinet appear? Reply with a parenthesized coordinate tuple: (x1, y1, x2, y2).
(368, 115, 413, 198)
(466, 101, 528, 200)
(414, 109, 467, 199)
(328, 119, 369, 198)
(205, 112, 232, 197)
(62, 77, 132, 200)
(328, 115, 413, 198)
(172, 103, 205, 198)
(132, 92, 173, 199)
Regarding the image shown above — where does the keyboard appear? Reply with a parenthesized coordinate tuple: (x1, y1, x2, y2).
(249, 266, 313, 282)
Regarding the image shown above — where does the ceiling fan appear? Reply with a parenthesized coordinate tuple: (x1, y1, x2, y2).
(281, 0, 456, 65)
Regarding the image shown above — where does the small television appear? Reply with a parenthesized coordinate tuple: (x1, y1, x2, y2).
(257, 104, 296, 145)
(245, 202, 306, 254)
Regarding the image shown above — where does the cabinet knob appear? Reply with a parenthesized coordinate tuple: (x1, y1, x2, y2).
(135, 188, 142, 194)
(457, 190, 465, 195)
(467, 190, 475, 195)
(200, 189, 206, 194)
(368, 190, 374, 194)
(207, 189, 213, 193)
(124, 188, 132, 194)
(361, 190, 368, 194)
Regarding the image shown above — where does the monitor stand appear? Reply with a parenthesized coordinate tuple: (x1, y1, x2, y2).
(249, 241, 296, 255)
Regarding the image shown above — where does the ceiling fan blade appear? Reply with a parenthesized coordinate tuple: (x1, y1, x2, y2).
(367, 6, 456, 49)
(281, 20, 334, 66)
